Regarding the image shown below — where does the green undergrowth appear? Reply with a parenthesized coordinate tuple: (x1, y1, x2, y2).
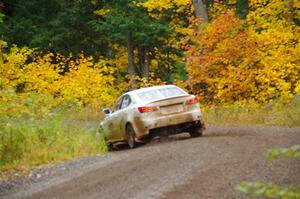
(0, 116, 107, 172)
(235, 145, 300, 199)
(0, 89, 107, 176)
(202, 95, 300, 127)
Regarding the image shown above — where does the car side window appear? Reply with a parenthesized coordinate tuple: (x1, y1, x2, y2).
(112, 97, 123, 113)
(120, 95, 131, 110)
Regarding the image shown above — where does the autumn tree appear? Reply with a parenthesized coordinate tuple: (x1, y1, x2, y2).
(186, 0, 300, 104)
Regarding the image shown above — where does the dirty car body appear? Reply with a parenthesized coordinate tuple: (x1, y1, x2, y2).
(99, 85, 205, 148)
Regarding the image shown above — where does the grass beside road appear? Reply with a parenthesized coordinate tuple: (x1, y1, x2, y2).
(0, 116, 106, 172)
(203, 95, 300, 127)
(0, 90, 107, 178)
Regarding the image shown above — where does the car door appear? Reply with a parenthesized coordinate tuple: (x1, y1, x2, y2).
(106, 96, 123, 141)
(113, 94, 132, 141)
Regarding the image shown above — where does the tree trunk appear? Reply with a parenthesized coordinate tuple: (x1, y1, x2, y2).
(142, 51, 150, 79)
(192, 0, 209, 24)
(138, 47, 150, 79)
(137, 47, 144, 77)
(127, 31, 136, 75)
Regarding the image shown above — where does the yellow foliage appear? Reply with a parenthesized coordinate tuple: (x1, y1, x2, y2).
(137, 0, 194, 35)
(137, 0, 191, 12)
(59, 55, 119, 107)
(0, 46, 32, 88)
(121, 75, 166, 91)
(0, 47, 121, 108)
(93, 8, 111, 16)
(110, 45, 129, 73)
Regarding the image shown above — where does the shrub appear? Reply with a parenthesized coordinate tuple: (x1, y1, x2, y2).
(0, 46, 121, 109)
(0, 116, 107, 170)
(0, 89, 107, 172)
(202, 95, 300, 127)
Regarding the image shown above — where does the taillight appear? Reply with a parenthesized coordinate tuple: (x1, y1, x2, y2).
(186, 97, 199, 105)
(138, 106, 158, 113)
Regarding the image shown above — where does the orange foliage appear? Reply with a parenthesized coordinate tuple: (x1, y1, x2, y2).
(186, 1, 300, 104)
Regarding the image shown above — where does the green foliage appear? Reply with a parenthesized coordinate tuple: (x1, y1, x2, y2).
(236, 0, 248, 19)
(0, 12, 4, 23)
(0, 11, 6, 47)
(89, 0, 182, 78)
(236, 144, 300, 199)
(267, 145, 300, 160)
(0, 89, 107, 172)
(90, 0, 171, 47)
(0, 116, 107, 170)
(235, 182, 300, 199)
(2, 0, 107, 56)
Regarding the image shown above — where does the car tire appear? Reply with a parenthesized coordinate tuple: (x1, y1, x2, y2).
(126, 124, 137, 149)
(107, 143, 113, 151)
(159, 129, 169, 142)
(189, 128, 203, 137)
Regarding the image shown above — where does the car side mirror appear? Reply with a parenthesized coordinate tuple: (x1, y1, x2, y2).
(102, 108, 111, 115)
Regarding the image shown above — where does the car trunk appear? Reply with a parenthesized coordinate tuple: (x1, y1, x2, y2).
(148, 95, 191, 116)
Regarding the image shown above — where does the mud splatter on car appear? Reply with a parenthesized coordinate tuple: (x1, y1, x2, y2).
(99, 85, 205, 148)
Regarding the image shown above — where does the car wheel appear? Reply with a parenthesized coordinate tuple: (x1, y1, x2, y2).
(107, 143, 113, 151)
(126, 124, 137, 149)
(189, 128, 203, 137)
(159, 129, 169, 142)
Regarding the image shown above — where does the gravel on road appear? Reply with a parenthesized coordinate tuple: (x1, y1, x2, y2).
(1, 126, 299, 199)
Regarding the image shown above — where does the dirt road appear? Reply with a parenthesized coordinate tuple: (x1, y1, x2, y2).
(2, 126, 300, 199)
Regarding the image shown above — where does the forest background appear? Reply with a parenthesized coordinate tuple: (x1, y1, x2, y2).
(0, 0, 300, 175)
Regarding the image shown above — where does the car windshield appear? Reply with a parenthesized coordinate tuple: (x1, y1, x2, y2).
(137, 87, 186, 102)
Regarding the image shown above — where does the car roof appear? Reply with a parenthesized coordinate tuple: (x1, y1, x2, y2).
(124, 85, 181, 95)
